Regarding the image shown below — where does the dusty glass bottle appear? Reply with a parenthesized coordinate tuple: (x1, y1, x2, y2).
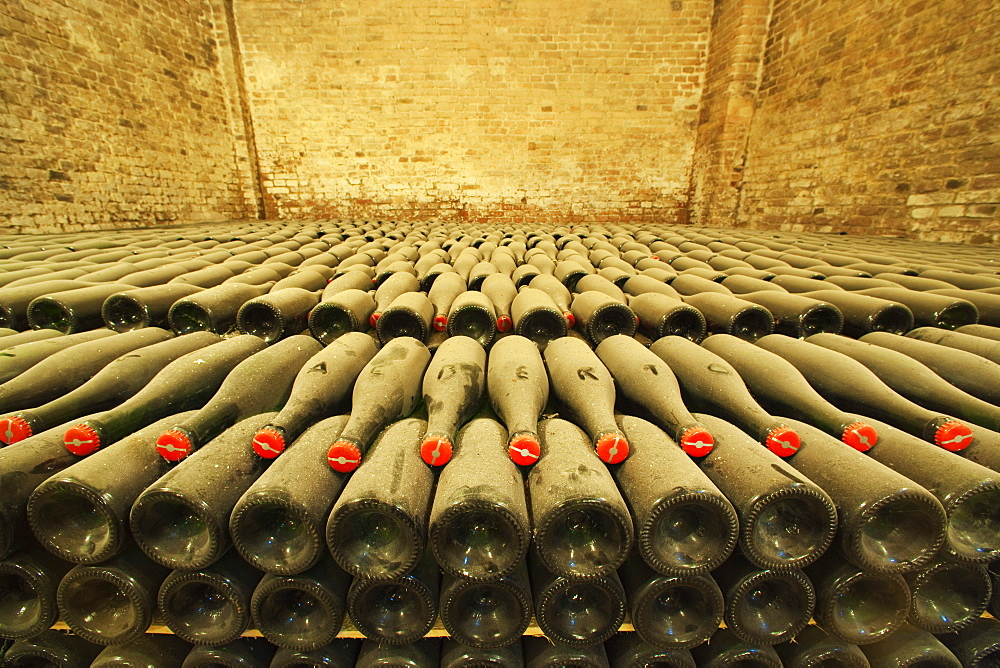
(487, 335, 549, 465)
(528, 419, 633, 578)
(439, 561, 532, 649)
(247, 332, 378, 460)
(346, 549, 439, 645)
(429, 418, 530, 580)
(419, 336, 486, 467)
(326, 418, 434, 579)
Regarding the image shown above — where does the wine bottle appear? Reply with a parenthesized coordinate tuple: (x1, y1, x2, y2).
(861, 330, 1000, 405)
(620, 551, 724, 649)
(307, 289, 376, 344)
(805, 549, 910, 645)
(807, 332, 1000, 432)
(570, 290, 637, 344)
(222, 265, 284, 286)
(370, 271, 419, 327)
(622, 274, 683, 300)
(798, 289, 914, 336)
(858, 416, 1000, 563)
(510, 287, 567, 345)
(905, 557, 992, 634)
(247, 333, 378, 461)
(168, 282, 273, 335)
(603, 633, 695, 668)
(355, 638, 440, 668)
(522, 636, 610, 668)
(671, 273, 731, 296)
(0, 279, 104, 330)
(152, 335, 321, 461)
(181, 638, 276, 668)
(319, 269, 372, 299)
(859, 623, 962, 667)
(0, 540, 73, 639)
(700, 334, 879, 451)
(375, 291, 433, 344)
(543, 337, 629, 463)
(326, 418, 433, 579)
(64, 335, 268, 455)
(529, 548, 626, 647)
(2, 629, 103, 667)
(439, 561, 532, 649)
(91, 634, 191, 668)
(158, 548, 264, 646)
(27, 412, 198, 564)
(595, 335, 715, 456)
(231, 415, 350, 575)
(529, 274, 576, 326)
(857, 287, 979, 329)
(938, 617, 1000, 667)
(429, 418, 530, 579)
(440, 638, 525, 668)
(755, 334, 975, 451)
(468, 261, 499, 290)
(0, 329, 115, 385)
(102, 284, 204, 332)
(692, 413, 836, 569)
(0, 328, 64, 349)
(736, 291, 844, 337)
(956, 322, 1000, 339)
(236, 288, 320, 343)
(270, 641, 361, 668)
(270, 267, 331, 293)
(419, 336, 486, 466)
(680, 292, 774, 341)
(446, 290, 498, 346)
(774, 625, 870, 668)
(0, 327, 173, 413)
(0, 332, 219, 446)
(481, 273, 518, 333)
(427, 271, 467, 332)
(628, 292, 707, 342)
(169, 264, 236, 288)
(612, 415, 737, 574)
(130, 413, 276, 571)
(249, 554, 351, 651)
(56, 544, 170, 646)
(487, 335, 548, 466)
(648, 336, 801, 457)
(528, 419, 633, 578)
(783, 418, 946, 572)
(713, 553, 814, 646)
(345, 548, 439, 645)
(326, 337, 429, 472)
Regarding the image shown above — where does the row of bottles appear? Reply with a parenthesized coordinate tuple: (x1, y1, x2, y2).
(1, 220, 999, 663)
(5, 621, 1000, 667)
(4, 219, 1000, 356)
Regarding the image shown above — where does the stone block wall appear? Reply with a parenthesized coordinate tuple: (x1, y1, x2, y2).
(0, 0, 258, 232)
(235, 0, 713, 225)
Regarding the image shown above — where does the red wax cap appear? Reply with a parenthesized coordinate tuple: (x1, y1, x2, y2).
(765, 426, 800, 457)
(563, 312, 576, 328)
(253, 428, 286, 459)
(935, 421, 974, 452)
(651, 255, 659, 260)
(156, 430, 194, 462)
(369, 312, 381, 328)
(64, 424, 101, 456)
(497, 315, 513, 332)
(596, 433, 629, 464)
(509, 434, 541, 466)
(679, 428, 714, 457)
(327, 440, 362, 472)
(420, 436, 453, 467)
(842, 422, 877, 452)
(0, 416, 32, 445)
(433, 315, 448, 332)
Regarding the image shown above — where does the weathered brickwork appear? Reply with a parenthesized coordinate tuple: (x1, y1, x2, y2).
(689, 0, 772, 227)
(736, 0, 1000, 242)
(235, 0, 712, 225)
(0, 0, 258, 233)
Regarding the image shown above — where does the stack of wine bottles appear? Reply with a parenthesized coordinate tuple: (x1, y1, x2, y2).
(0, 220, 998, 667)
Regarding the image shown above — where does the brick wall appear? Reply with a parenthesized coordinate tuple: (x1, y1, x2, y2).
(735, 0, 1000, 242)
(235, 0, 712, 225)
(0, 0, 259, 232)
(689, 0, 772, 228)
